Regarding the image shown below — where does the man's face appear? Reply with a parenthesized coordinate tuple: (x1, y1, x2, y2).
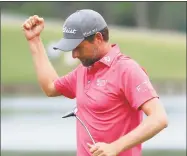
(72, 33, 103, 67)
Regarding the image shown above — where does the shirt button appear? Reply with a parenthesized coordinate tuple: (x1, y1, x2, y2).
(87, 80, 91, 84)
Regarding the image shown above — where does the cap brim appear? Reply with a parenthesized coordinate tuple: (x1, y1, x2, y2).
(53, 38, 84, 52)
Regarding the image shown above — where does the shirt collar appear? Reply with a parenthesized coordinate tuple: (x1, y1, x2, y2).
(99, 44, 121, 67)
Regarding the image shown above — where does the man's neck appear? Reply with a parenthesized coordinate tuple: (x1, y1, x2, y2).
(100, 43, 112, 58)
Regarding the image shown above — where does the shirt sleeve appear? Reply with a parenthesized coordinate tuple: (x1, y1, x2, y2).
(121, 60, 159, 110)
(54, 66, 79, 99)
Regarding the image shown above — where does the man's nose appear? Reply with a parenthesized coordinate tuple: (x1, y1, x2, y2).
(72, 49, 79, 58)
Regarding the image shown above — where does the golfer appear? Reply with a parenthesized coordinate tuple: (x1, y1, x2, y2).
(22, 9, 168, 156)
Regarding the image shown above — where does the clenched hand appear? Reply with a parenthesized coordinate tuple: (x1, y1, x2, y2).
(22, 15, 44, 41)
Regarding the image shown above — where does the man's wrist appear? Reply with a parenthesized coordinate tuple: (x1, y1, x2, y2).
(111, 139, 124, 155)
(28, 36, 41, 44)
(28, 36, 46, 56)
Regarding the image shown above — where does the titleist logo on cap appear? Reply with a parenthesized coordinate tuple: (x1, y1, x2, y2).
(63, 27, 77, 34)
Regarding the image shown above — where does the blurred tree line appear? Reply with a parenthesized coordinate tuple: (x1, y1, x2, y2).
(1, 1, 186, 32)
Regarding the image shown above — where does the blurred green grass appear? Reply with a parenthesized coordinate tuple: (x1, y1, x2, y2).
(1, 24, 186, 85)
(1, 150, 186, 156)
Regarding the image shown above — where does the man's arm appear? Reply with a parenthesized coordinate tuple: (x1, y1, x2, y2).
(22, 15, 61, 97)
(112, 97, 168, 154)
(29, 38, 61, 97)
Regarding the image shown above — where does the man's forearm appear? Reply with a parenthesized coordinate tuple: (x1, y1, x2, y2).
(113, 114, 168, 154)
(28, 37, 59, 93)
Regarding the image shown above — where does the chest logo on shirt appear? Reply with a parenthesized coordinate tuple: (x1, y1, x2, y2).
(96, 79, 107, 87)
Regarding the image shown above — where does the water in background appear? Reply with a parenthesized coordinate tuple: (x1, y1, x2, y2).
(1, 95, 186, 152)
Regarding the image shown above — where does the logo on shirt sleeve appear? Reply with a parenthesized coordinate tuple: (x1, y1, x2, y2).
(136, 81, 151, 92)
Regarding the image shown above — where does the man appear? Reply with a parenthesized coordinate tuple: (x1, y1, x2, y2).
(22, 9, 168, 156)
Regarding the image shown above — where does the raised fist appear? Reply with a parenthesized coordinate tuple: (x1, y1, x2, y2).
(22, 15, 44, 41)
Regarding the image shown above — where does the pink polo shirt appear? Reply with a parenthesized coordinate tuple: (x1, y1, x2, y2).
(54, 44, 158, 156)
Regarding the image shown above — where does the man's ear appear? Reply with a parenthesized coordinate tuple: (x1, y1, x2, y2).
(95, 32, 103, 44)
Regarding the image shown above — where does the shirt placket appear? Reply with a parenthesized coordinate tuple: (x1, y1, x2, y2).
(85, 67, 94, 92)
